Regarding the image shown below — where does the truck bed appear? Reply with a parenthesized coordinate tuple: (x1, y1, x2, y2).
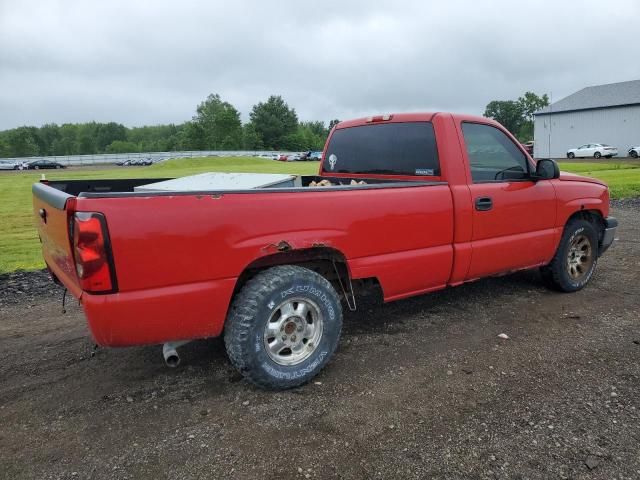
(33, 174, 454, 346)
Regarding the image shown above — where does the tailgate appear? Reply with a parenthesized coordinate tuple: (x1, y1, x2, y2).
(32, 182, 82, 297)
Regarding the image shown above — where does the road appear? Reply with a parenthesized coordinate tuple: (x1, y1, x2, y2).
(0, 203, 638, 479)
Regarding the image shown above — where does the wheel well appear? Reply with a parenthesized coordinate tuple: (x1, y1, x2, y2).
(567, 209, 604, 229)
(231, 247, 383, 308)
(232, 247, 350, 298)
(567, 209, 606, 248)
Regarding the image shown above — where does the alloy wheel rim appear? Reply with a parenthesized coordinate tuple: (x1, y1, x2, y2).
(263, 297, 323, 366)
(566, 234, 593, 280)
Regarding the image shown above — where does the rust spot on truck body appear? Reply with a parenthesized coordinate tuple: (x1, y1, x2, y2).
(263, 240, 293, 252)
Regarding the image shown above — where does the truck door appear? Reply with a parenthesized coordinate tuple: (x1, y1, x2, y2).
(458, 122, 557, 280)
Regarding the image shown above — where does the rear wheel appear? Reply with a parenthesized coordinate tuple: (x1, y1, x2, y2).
(594, 151, 601, 159)
(631, 150, 638, 158)
(541, 219, 598, 292)
(224, 265, 343, 389)
(567, 152, 575, 159)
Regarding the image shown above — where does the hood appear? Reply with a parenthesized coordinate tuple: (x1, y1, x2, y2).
(559, 171, 606, 186)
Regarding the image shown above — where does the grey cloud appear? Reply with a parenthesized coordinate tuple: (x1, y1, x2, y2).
(0, 0, 638, 129)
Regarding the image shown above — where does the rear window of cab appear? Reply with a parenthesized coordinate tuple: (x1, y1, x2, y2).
(323, 122, 440, 176)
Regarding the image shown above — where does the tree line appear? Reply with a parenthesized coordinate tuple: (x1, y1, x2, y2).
(483, 91, 550, 141)
(0, 90, 549, 158)
(0, 94, 340, 158)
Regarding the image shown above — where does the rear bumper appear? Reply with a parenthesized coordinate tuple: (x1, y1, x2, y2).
(599, 216, 617, 256)
(81, 277, 237, 347)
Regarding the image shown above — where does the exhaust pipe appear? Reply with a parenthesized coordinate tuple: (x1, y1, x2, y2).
(162, 341, 191, 368)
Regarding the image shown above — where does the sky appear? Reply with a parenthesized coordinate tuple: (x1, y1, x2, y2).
(1, 0, 639, 130)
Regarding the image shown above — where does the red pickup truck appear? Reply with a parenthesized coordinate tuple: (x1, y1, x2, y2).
(33, 112, 617, 389)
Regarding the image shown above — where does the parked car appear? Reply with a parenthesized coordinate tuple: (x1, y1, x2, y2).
(115, 160, 130, 166)
(309, 151, 323, 161)
(26, 159, 65, 169)
(288, 153, 302, 161)
(628, 146, 639, 158)
(0, 160, 23, 170)
(566, 144, 618, 159)
(276, 154, 288, 162)
(33, 112, 617, 390)
(521, 141, 534, 155)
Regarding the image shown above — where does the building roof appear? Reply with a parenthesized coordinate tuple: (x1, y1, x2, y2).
(535, 79, 640, 115)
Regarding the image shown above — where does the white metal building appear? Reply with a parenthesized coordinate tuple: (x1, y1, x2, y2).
(533, 79, 640, 158)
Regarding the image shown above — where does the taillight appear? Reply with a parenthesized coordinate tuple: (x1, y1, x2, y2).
(72, 212, 117, 293)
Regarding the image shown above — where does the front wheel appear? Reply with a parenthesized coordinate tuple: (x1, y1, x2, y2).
(224, 265, 343, 389)
(567, 152, 575, 159)
(594, 151, 601, 159)
(541, 219, 598, 292)
(630, 150, 638, 158)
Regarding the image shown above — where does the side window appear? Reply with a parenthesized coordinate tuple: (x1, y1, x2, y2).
(461, 123, 530, 182)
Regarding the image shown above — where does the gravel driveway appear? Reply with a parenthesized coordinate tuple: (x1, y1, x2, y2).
(1, 204, 638, 479)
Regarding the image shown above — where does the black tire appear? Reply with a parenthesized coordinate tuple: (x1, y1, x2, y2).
(34, 165, 39, 170)
(224, 265, 343, 389)
(541, 219, 599, 292)
(567, 152, 575, 159)
(56, 165, 61, 169)
(630, 150, 638, 158)
(594, 151, 601, 159)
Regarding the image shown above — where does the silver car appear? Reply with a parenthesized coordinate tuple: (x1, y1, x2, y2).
(0, 160, 23, 170)
(566, 143, 618, 159)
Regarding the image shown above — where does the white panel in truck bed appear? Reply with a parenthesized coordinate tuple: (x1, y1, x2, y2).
(134, 172, 297, 192)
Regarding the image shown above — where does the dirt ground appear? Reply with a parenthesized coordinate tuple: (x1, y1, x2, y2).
(1, 204, 639, 480)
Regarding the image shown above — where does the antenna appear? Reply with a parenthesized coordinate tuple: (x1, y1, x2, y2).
(547, 92, 553, 158)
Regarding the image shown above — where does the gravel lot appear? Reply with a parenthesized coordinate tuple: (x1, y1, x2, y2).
(1, 203, 639, 479)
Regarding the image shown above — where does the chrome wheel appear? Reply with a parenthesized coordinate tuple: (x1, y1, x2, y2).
(566, 234, 593, 280)
(263, 298, 323, 366)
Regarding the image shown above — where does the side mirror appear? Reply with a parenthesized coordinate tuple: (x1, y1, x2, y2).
(534, 158, 560, 180)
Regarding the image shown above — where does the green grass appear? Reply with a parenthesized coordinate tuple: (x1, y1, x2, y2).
(0, 157, 318, 274)
(0, 157, 638, 274)
(557, 162, 638, 173)
(558, 162, 640, 199)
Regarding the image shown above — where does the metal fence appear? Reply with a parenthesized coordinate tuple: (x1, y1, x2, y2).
(0, 150, 295, 166)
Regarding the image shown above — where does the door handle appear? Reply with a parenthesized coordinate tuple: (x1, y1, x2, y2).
(475, 196, 493, 211)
